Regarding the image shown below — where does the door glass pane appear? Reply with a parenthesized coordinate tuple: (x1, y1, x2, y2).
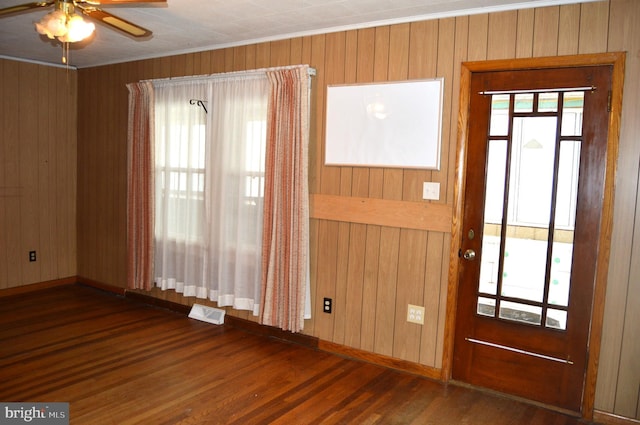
(484, 140, 508, 223)
(479, 139, 508, 296)
(549, 240, 572, 307)
(501, 117, 557, 303)
(548, 141, 580, 307)
(510, 117, 557, 225)
(501, 235, 547, 302)
(479, 233, 500, 295)
(554, 141, 581, 228)
(561, 92, 584, 137)
(478, 297, 496, 317)
(499, 300, 542, 325)
(546, 309, 568, 330)
(538, 92, 558, 112)
(514, 93, 533, 113)
(489, 94, 509, 136)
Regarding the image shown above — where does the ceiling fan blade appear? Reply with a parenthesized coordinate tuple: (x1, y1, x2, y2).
(77, 6, 152, 37)
(0, 1, 54, 17)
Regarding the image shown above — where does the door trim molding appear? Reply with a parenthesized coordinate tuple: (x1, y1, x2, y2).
(442, 52, 626, 420)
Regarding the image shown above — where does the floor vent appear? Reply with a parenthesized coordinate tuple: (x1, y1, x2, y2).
(188, 304, 225, 325)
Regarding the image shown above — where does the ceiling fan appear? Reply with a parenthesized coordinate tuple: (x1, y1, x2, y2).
(0, 0, 164, 38)
(0, 0, 164, 62)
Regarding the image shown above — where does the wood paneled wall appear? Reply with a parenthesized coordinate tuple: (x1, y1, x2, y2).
(0, 60, 77, 289)
(595, 0, 640, 420)
(73, 0, 640, 420)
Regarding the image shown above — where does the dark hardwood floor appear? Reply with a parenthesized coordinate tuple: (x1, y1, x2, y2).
(0, 284, 591, 424)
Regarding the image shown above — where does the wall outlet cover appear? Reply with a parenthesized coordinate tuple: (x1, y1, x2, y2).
(323, 297, 332, 313)
(407, 304, 425, 325)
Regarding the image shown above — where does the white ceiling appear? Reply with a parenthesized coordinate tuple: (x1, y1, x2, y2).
(0, 0, 598, 69)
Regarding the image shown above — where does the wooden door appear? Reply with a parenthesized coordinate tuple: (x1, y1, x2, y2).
(452, 65, 612, 412)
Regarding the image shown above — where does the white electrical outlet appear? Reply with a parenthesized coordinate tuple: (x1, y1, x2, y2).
(407, 304, 425, 325)
(422, 182, 440, 200)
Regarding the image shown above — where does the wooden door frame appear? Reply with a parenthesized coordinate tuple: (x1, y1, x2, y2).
(442, 52, 625, 420)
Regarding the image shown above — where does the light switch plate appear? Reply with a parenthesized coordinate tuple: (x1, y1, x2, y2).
(422, 182, 440, 200)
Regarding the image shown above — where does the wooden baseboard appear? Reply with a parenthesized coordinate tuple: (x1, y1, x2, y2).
(319, 340, 443, 381)
(225, 315, 320, 349)
(594, 411, 640, 425)
(76, 279, 322, 350)
(76, 277, 126, 296)
(124, 290, 191, 314)
(0, 276, 77, 297)
(114, 286, 320, 349)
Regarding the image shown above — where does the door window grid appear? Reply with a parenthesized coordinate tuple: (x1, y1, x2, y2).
(476, 91, 584, 331)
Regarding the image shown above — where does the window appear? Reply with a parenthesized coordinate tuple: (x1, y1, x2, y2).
(128, 65, 312, 331)
(155, 107, 206, 243)
(153, 76, 270, 314)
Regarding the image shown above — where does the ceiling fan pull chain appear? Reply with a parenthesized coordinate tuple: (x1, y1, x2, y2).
(62, 41, 69, 65)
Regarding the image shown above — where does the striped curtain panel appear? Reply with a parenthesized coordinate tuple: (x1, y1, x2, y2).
(260, 66, 310, 332)
(126, 81, 155, 290)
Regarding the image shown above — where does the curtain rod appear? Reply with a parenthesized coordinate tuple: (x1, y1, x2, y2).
(479, 86, 595, 95)
(145, 64, 316, 84)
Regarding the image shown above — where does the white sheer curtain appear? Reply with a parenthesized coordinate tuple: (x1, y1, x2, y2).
(154, 74, 269, 315)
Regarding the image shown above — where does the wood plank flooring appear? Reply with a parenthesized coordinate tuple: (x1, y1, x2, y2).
(0, 285, 590, 424)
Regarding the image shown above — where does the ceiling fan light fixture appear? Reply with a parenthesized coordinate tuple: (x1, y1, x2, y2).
(61, 14, 95, 42)
(35, 1, 95, 43)
(35, 10, 68, 39)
